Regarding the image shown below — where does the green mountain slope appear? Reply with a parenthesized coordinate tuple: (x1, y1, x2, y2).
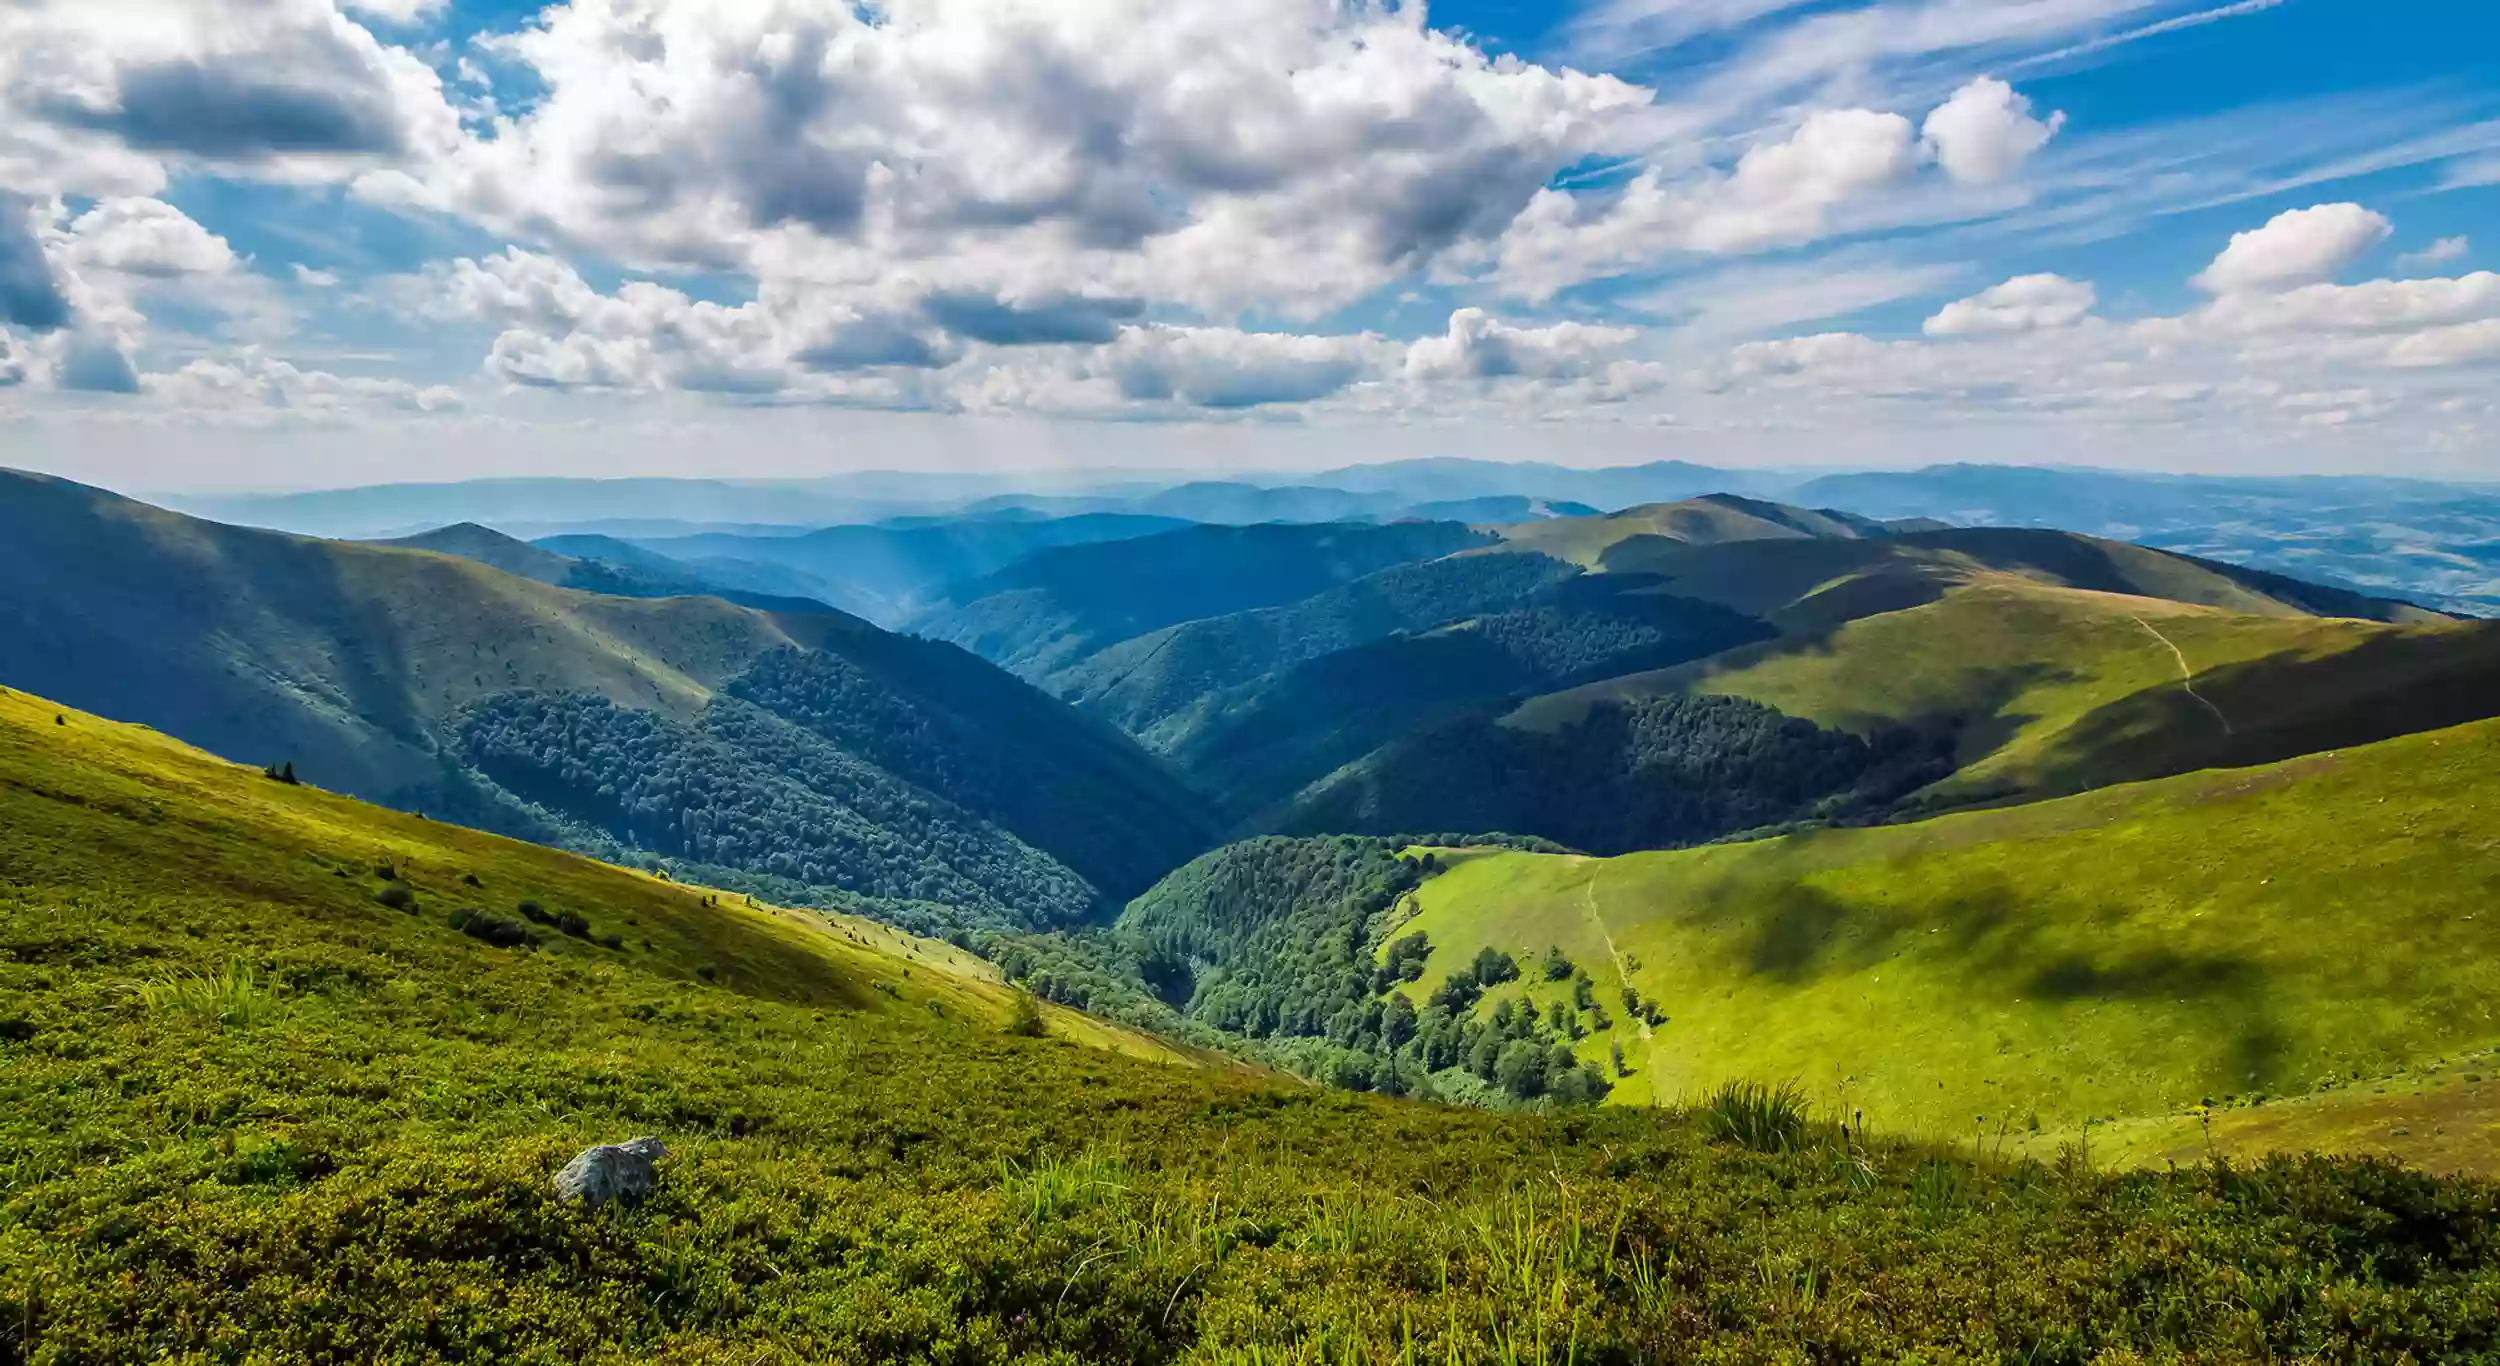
(1379, 715, 2500, 1163)
(13, 686, 2500, 1362)
(1055, 551, 1587, 739)
(1486, 492, 1907, 568)
(1588, 524, 2449, 633)
(0, 470, 1213, 928)
(914, 520, 1494, 681)
(1511, 578, 2500, 809)
(1161, 579, 1783, 826)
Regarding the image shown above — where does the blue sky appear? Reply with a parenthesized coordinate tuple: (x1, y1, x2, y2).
(1, 0, 2494, 490)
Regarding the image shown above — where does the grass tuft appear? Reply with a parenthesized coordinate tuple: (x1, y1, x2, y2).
(1698, 1079, 1812, 1153)
(129, 959, 275, 1028)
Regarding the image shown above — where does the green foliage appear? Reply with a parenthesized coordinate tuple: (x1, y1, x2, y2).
(1158, 574, 1779, 823)
(1283, 692, 1955, 854)
(1541, 946, 1575, 981)
(1699, 1080, 1814, 1153)
(724, 644, 1213, 902)
(374, 884, 416, 912)
(447, 906, 539, 949)
(1004, 989, 1047, 1038)
(455, 690, 1099, 931)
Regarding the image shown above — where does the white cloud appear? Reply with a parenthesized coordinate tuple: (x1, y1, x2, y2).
(384, 0, 1646, 324)
(0, 0, 463, 196)
(146, 350, 463, 413)
(1403, 308, 1638, 382)
(61, 197, 240, 277)
(2179, 272, 2500, 336)
(1493, 104, 1928, 297)
(1097, 325, 1389, 408)
(2398, 236, 2470, 270)
(1922, 78, 2064, 185)
(2192, 202, 2392, 294)
(1924, 274, 2095, 336)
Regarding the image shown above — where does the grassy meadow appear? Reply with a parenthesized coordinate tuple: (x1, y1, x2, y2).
(10, 686, 2500, 1359)
(1386, 714, 2500, 1170)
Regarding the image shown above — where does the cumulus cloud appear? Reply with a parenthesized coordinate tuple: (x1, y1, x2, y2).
(1403, 308, 1638, 382)
(2193, 203, 2392, 294)
(1100, 325, 1387, 408)
(147, 350, 463, 412)
(60, 197, 240, 277)
(1921, 78, 2064, 185)
(1923, 274, 2095, 336)
(0, 194, 71, 331)
(396, 0, 1646, 321)
(0, 0, 462, 190)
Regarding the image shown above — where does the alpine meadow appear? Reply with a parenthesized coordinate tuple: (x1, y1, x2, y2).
(9, 0, 2500, 1360)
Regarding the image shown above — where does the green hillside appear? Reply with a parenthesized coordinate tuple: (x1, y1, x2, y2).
(1379, 715, 2500, 1171)
(8, 684, 2500, 1362)
(1588, 525, 2448, 633)
(0, 470, 1214, 929)
(1511, 578, 2500, 808)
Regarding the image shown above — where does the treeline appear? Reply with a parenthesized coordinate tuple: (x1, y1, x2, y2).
(986, 835, 1608, 1108)
(452, 690, 1096, 930)
(1167, 584, 1777, 820)
(1280, 693, 1957, 855)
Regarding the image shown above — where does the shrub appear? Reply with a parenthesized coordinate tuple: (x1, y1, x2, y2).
(461, 873, 483, 887)
(516, 900, 550, 924)
(375, 885, 416, 912)
(262, 761, 299, 785)
(597, 932, 626, 951)
(1698, 1080, 1812, 1153)
(373, 864, 398, 881)
(555, 910, 592, 939)
(447, 908, 537, 949)
(1542, 946, 1574, 981)
(1004, 990, 1047, 1038)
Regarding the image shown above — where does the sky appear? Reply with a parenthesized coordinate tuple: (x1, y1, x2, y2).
(0, 0, 2495, 492)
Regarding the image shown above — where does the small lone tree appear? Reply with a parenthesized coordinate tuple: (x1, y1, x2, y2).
(1004, 989, 1047, 1038)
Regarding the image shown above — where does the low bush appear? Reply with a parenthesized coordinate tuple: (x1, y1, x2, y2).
(446, 907, 537, 949)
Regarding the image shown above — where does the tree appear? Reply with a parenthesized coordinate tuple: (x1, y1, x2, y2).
(1004, 990, 1047, 1038)
(1542, 946, 1574, 981)
(1470, 947, 1520, 987)
(1610, 1041, 1628, 1077)
(1494, 1040, 1548, 1100)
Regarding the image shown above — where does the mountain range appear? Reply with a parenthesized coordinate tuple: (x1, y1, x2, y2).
(11, 458, 2500, 1164)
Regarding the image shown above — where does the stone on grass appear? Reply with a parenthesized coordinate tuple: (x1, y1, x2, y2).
(555, 1137, 669, 1206)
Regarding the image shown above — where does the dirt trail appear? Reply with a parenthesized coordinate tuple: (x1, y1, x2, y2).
(2131, 615, 2235, 737)
(1572, 863, 1664, 1092)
